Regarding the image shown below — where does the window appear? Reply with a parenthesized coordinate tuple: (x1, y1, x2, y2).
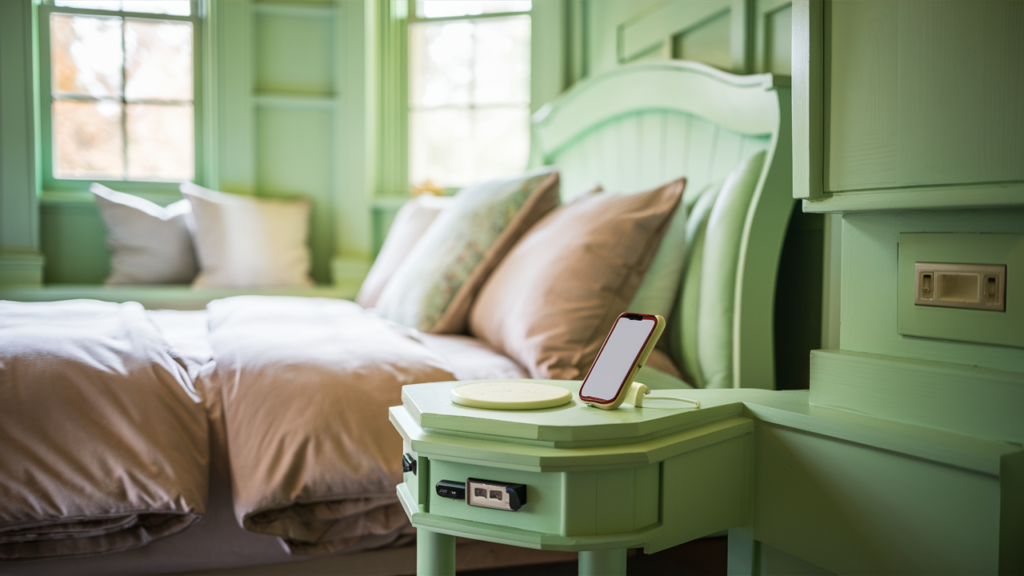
(39, 0, 201, 188)
(409, 0, 531, 189)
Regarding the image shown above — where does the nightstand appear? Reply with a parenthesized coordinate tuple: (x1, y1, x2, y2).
(389, 379, 753, 576)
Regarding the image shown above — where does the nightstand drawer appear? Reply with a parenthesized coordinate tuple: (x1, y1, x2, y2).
(424, 459, 659, 537)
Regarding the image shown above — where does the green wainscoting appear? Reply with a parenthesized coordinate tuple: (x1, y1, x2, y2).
(0, 0, 43, 286)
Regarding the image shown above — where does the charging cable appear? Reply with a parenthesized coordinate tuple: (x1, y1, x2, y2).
(623, 382, 700, 409)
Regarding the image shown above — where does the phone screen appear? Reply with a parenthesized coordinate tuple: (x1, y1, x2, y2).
(580, 315, 657, 403)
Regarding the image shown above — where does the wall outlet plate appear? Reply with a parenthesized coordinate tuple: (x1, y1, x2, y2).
(898, 233, 1023, 349)
(914, 262, 1006, 312)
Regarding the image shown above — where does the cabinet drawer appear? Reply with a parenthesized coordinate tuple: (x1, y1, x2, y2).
(422, 459, 659, 537)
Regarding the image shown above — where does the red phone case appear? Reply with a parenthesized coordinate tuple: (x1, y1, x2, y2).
(578, 312, 660, 405)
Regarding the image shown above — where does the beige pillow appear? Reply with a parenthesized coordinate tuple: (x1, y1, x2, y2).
(468, 179, 685, 380)
(180, 182, 313, 288)
(356, 195, 452, 309)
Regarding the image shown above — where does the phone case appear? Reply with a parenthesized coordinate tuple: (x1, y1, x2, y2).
(580, 313, 665, 410)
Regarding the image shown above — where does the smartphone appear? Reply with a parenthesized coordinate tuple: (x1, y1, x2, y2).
(579, 313, 665, 410)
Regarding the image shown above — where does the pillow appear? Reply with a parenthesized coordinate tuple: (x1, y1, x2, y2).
(180, 182, 313, 288)
(626, 181, 689, 319)
(356, 195, 452, 309)
(374, 167, 560, 334)
(90, 183, 198, 285)
(697, 151, 767, 389)
(468, 179, 685, 380)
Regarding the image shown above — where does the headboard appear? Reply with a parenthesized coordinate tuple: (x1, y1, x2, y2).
(531, 61, 792, 390)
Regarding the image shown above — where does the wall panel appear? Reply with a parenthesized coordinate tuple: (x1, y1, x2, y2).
(255, 12, 333, 95)
(255, 107, 333, 283)
(0, 0, 43, 285)
(754, 422, 1002, 575)
(827, 0, 1024, 194)
(763, 3, 791, 74)
(672, 10, 732, 70)
(40, 202, 109, 284)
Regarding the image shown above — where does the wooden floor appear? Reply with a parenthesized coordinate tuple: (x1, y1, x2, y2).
(460, 537, 727, 576)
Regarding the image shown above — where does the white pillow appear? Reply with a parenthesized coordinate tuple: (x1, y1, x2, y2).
(180, 182, 313, 287)
(356, 195, 452, 309)
(90, 183, 198, 285)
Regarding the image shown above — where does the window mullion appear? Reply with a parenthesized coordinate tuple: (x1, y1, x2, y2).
(53, 94, 191, 107)
(410, 103, 529, 111)
(49, 6, 195, 23)
(120, 15, 128, 179)
(409, 11, 530, 25)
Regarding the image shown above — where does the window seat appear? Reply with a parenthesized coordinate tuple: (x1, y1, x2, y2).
(0, 283, 358, 310)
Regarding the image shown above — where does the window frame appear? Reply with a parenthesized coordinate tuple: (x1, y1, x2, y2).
(36, 0, 206, 194)
(406, 0, 533, 189)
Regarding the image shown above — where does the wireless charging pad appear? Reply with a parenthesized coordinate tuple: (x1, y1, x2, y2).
(450, 382, 573, 410)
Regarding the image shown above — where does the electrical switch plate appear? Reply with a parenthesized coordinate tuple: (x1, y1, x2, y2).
(898, 233, 1023, 349)
(914, 262, 1006, 311)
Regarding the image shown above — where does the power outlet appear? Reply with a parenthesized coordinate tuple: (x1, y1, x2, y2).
(898, 233, 1022, 349)
(915, 262, 1006, 312)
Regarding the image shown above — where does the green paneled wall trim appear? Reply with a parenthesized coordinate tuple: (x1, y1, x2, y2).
(374, 0, 407, 200)
(0, 0, 42, 287)
(809, 349, 1024, 445)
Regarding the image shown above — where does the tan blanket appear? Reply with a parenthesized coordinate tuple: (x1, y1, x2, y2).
(204, 296, 454, 555)
(0, 300, 208, 560)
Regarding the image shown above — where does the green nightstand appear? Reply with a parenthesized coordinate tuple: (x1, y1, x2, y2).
(389, 380, 754, 576)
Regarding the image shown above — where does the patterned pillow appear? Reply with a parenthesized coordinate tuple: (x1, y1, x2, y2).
(375, 167, 560, 333)
(356, 195, 452, 309)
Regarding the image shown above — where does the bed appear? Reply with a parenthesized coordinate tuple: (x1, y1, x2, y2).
(0, 61, 792, 575)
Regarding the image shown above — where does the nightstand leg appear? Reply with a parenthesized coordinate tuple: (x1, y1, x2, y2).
(578, 548, 626, 576)
(416, 528, 455, 576)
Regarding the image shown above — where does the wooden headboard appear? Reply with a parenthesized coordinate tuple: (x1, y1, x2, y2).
(532, 61, 792, 389)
